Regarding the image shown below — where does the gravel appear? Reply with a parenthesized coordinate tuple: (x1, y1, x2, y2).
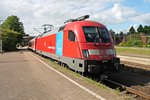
(108, 66, 150, 99)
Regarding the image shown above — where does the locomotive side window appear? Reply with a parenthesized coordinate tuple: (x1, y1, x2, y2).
(68, 30, 76, 42)
(83, 26, 111, 43)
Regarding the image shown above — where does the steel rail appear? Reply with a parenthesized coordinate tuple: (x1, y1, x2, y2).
(104, 79, 150, 99)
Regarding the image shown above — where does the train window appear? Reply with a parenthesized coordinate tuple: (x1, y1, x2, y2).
(83, 26, 111, 43)
(83, 27, 97, 42)
(68, 30, 76, 42)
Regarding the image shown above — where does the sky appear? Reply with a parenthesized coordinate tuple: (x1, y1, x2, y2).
(0, 0, 150, 36)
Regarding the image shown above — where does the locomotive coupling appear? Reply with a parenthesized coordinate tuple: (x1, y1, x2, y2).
(100, 74, 108, 81)
(111, 57, 121, 72)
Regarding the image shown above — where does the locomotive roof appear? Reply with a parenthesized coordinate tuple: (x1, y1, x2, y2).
(66, 20, 105, 27)
(36, 20, 106, 38)
(62, 20, 106, 31)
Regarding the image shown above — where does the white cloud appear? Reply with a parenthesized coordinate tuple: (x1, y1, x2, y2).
(0, 0, 144, 35)
(126, 24, 138, 32)
(133, 24, 139, 31)
(91, 3, 138, 25)
(112, 4, 123, 20)
(144, 0, 150, 2)
(0, 0, 121, 34)
(130, 13, 150, 24)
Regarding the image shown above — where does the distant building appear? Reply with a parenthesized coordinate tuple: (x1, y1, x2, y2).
(22, 34, 35, 46)
(140, 33, 150, 44)
(115, 33, 150, 45)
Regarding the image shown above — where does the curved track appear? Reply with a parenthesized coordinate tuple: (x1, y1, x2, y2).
(104, 79, 150, 100)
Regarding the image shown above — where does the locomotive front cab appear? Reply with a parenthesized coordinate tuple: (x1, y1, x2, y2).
(82, 26, 115, 60)
(75, 21, 120, 74)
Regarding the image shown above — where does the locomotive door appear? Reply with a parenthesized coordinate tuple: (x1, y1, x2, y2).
(63, 30, 81, 58)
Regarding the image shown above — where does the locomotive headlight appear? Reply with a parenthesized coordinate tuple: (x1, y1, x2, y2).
(106, 49, 116, 56)
(113, 49, 116, 56)
(82, 50, 89, 58)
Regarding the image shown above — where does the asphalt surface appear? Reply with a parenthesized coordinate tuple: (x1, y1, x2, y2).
(0, 51, 122, 100)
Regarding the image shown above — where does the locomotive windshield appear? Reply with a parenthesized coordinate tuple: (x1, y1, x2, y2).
(83, 26, 111, 43)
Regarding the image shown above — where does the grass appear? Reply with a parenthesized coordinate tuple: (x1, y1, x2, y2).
(115, 47, 150, 56)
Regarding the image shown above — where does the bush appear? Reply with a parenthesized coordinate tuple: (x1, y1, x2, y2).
(119, 39, 143, 47)
(126, 39, 143, 47)
(147, 37, 150, 44)
(119, 42, 127, 47)
(146, 44, 150, 48)
(2, 29, 18, 51)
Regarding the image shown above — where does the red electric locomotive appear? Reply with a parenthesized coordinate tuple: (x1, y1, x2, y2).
(29, 15, 120, 74)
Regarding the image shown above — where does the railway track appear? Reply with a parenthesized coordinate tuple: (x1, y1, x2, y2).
(104, 79, 150, 100)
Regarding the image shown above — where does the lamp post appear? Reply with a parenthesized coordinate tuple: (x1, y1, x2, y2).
(0, 20, 3, 53)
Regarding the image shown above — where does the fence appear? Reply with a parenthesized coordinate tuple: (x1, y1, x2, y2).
(113, 35, 150, 45)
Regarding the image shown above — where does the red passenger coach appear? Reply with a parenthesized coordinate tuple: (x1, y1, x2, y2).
(29, 15, 120, 74)
(28, 37, 36, 51)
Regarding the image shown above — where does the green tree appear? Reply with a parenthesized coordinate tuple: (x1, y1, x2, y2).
(2, 15, 24, 43)
(149, 26, 150, 35)
(2, 29, 18, 51)
(109, 29, 115, 35)
(129, 26, 136, 34)
(137, 24, 144, 33)
(119, 31, 124, 37)
(143, 25, 150, 35)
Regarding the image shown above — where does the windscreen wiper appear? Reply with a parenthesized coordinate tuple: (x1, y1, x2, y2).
(94, 28, 101, 46)
(94, 36, 100, 46)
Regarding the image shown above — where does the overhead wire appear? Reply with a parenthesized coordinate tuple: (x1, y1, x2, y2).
(59, 0, 89, 18)
(52, 0, 90, 30)
(33, 0, 90, 35)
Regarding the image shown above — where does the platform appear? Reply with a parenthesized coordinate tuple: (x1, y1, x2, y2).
(0, 51, 123, 100)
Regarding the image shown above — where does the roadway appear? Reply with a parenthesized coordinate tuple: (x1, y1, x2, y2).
(0, 51, 122, 100)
